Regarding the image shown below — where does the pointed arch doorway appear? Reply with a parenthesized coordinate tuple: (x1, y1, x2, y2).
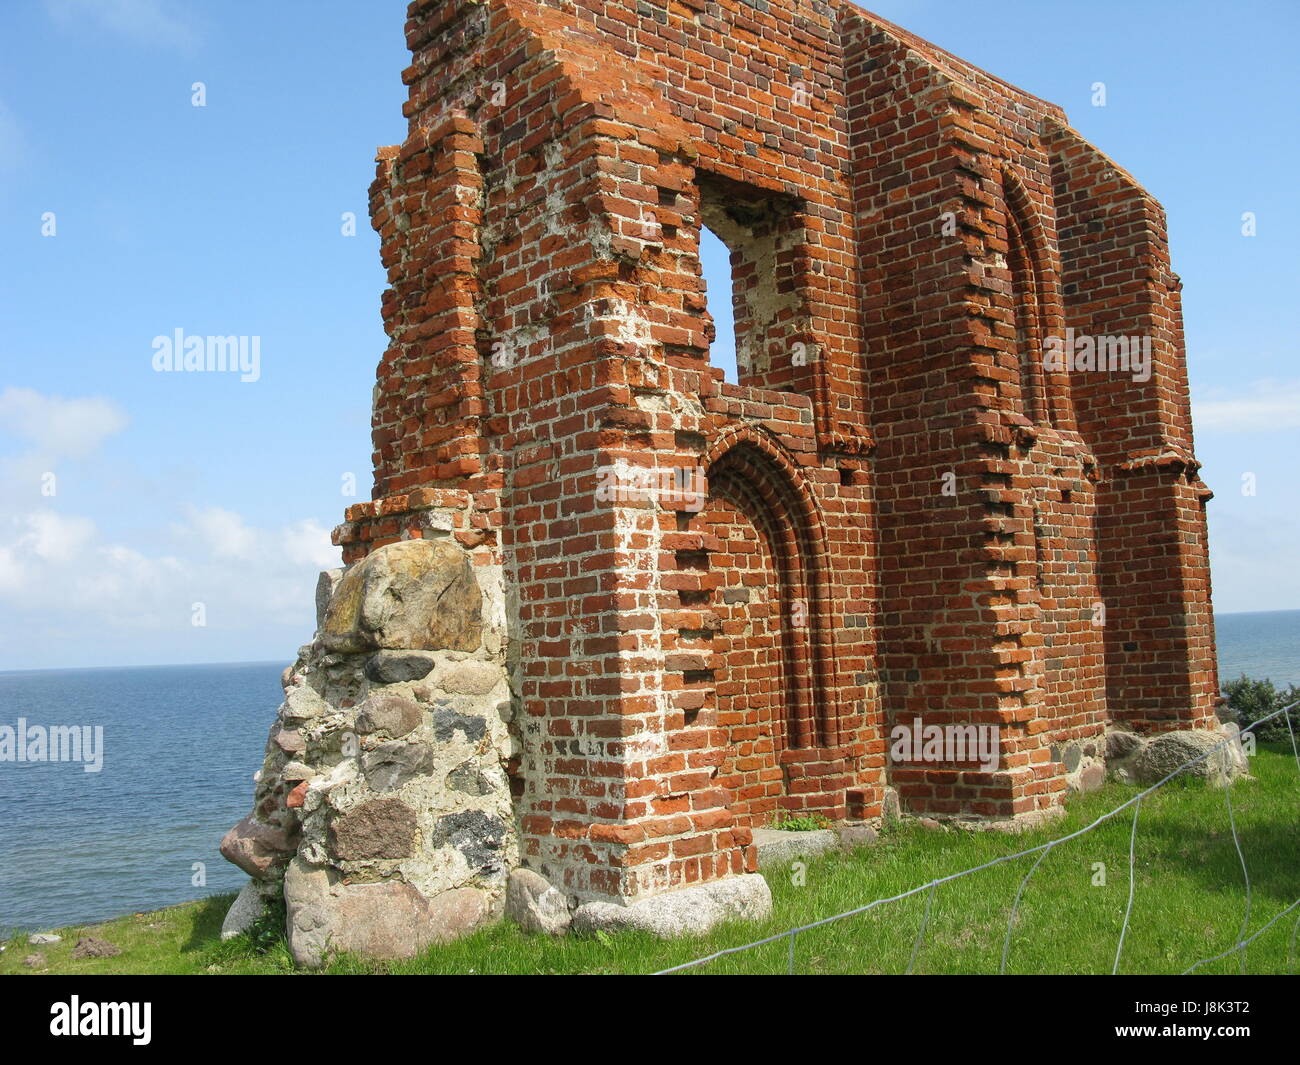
(703, 429, 835, 827)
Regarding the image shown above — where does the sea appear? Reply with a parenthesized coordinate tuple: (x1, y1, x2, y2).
(1, 610, 1297, 935)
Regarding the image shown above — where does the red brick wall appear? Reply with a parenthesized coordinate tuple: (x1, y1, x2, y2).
(704, 485, 789, 826)
(1048, 123, 1219, 731)
(331, 0, 1218, 903)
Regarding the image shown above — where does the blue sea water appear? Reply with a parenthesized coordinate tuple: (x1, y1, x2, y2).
(0, 611, 1296, 934)
(1214, 610, 1300, 690)
(0, 662, 279, 935)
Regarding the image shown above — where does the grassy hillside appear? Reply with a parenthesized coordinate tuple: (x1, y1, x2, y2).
(6, 743, 1298, 976)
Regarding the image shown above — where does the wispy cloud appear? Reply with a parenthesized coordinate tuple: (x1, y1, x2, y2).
(0, 387, 130, 502)
(0, 505, 339, 636)
(1193, 379, 1300, 433)
(0, 390, 338, 663)
(45, 0, 200, 49)
(0, 386, 129, 461)
(1207, 507, 1300, 614)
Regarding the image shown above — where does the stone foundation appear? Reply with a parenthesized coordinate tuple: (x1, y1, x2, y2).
(222, 535, 771, 966)
(1105, 722, 1250, 788)
(221, 536, 518, 966)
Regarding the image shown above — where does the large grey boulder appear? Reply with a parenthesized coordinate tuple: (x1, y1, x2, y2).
(506, 868, 571, 936)
(1133, 729, 1239, 786)
(752, 827, 839, 869)
(838, 824, 879, 849)
(320, 539, 482, 654)
(221, 880, 267, 941)
(284, 859, 490, 968)
(572, 874, 772, 938)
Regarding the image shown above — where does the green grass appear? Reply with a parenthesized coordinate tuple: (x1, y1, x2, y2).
(770, 813, 833, 832)
(6, 743, 1299, 976)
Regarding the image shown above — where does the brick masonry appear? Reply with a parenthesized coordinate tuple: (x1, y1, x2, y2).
(329, 0, 1219, 907)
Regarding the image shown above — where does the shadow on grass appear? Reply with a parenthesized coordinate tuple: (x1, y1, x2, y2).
(182, 893, 235, 955)
(1135, 766, 1300, 907)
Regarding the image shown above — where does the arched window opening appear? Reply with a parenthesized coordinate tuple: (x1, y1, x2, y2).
(700, 224, 738, 384)
(1007, 204, 1050, 427)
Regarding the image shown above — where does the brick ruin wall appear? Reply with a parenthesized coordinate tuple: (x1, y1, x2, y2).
(325, 0, 1220, 909)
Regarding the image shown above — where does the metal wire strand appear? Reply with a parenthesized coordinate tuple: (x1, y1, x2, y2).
(656, 701, 1300, 976)
(906, 882, 937, 975)
(1000, 842, 1055, 974)
(1112, 796, 1141, 975)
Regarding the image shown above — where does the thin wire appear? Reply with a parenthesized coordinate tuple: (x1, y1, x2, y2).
(1183, 895, 1300, 974)
(1001, 843, 1055, 973)
(1181, 703, 1300, 976)
(906, 882, 937, 974)
(1112, 796, 1141, 975)
(656, 702, 1298, 975)
(1221, 775, 1251, 973)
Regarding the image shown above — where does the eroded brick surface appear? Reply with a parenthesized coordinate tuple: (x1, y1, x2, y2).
(330, 0, 1218, 904)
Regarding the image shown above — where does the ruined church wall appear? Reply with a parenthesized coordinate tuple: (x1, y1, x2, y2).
(841, 10, 1114, 816)
(331, 0, 1218, 896)
(1048, 124, 1219, 733)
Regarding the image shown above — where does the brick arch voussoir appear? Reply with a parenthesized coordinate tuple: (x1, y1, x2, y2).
(705, 424, 838, 746)
(999, 161, 1076, 432)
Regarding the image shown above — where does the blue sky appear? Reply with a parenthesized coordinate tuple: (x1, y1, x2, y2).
(0, 0, 1295, 670)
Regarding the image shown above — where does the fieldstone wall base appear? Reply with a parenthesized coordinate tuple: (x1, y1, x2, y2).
(926, 806, 1068, 834)
(571, 874, 773, 938)
(221, 536, 516, 968)
(1053, 736, 1107, 795)
(284, 858, 491, 968)
(1107, 725, 1249, 787)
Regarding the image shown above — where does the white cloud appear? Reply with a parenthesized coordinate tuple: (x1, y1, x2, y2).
(45, 0, 199, 49)
(0, 504, 340, 645)
(0, 386, 129, 460)
(0, 545, 19, 593)
(280, 518, 341, 570)
(180, 504, 259, 560)
(0, 388, 339, 667)
(1193, 380, 1300, 433)
(21, 510, 96, 562)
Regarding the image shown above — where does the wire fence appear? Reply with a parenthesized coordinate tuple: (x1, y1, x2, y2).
(656, 701, 1300, 975)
